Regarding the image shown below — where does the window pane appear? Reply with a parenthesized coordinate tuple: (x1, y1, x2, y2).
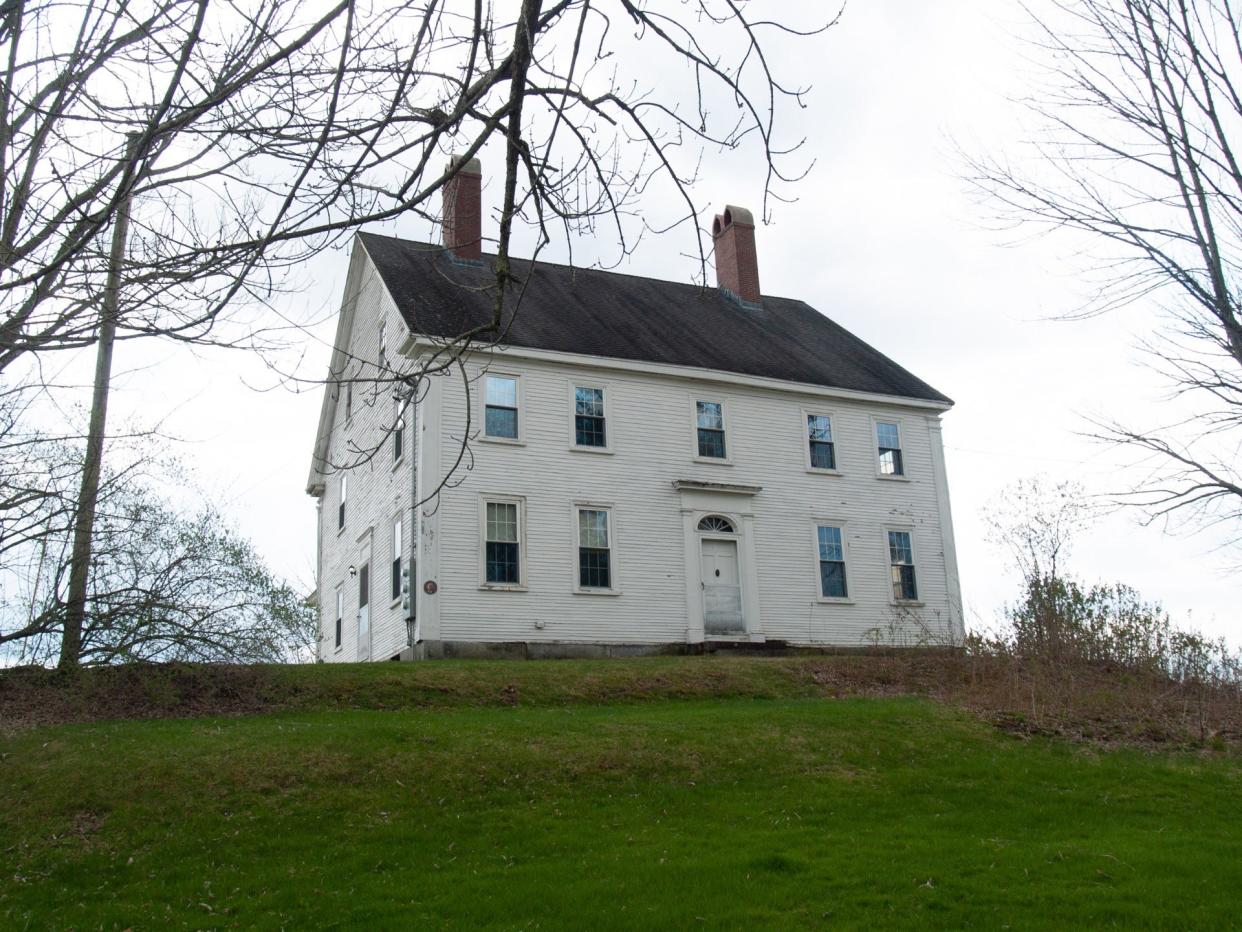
(359, 564, 369, 608)
(888, 530, 913, 565)
(485, 405, 518, 438)
(486, 541, 520, 583)
(392, 557, 401, 600)
(393, 519, 402, 555)
(336, 590, 343, 619)
(808, 414, 833, 442)
(578, 509, 609, 548)
(698, 428, 726, 458)
(696, 401, 724, 430)
(809, 440, 836, 470)
(879, 448, 903, 476)
(579, 548, 611, 588)
(575, 387, 604, 417)
(486, 375, 517, 407)
(486, 502, 518, 542)
(820, 561, 847, 599)
(575, 415, 606, 447)
(891, 564, 918, 601)
(817, 526, 844, 562)
(877, 421, 900, 449)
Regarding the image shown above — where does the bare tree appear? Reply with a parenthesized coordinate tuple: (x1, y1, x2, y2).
(982, 476, 1096, 583)
(967, 0, 1242, 544)
(3, 0, 832, 667)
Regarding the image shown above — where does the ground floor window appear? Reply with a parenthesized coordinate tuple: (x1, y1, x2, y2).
(484, 500, 521, 584)
(817, 525, 847, 598)
(576, 507, 612, 589)
(888, 530, 918, 601)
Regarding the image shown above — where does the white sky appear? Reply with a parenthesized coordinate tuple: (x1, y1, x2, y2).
(96, 0, 1240, 643)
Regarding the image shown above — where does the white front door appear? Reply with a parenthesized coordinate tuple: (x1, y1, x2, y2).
(701, 538, 743, 634)
(357, 562, 371, 661)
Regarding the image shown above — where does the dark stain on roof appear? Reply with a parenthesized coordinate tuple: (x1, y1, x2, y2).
(358, 232, 952, 405)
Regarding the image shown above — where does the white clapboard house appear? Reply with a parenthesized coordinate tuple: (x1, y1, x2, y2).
(307, 158, 962, 661)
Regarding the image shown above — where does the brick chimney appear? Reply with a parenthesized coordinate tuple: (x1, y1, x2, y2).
(442, 155, 482, 262)
(711, 205, 761, 307)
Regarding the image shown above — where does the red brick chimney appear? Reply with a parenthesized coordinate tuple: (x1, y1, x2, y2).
(442, 155, 482, 261)
(712, 205, 761, 307)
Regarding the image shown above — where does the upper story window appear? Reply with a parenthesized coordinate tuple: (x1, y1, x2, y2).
(484, 374, 519, 440)
(876, 421, 904, 476)
(392, 397, 405, 463)
(816, 525, 848, 599)
(574, 386, 607, 448)
(696, 400, 727, 459)
(484, 499, 522, 585)
(576, 507, 613, 590)
(344, 377, 353, 422)
(888, 530, 918, 601)
(337, 474, 347, 531)
(378, 319, 387, 370)
(807, 414, 836, 470)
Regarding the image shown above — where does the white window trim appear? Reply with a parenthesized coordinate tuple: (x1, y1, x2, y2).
(478, 369, 526, 446)
(478, 494, 528, 591)
(871, 415, 911, 481)
(811, 519, 854, 604)
(690, 395, 733, 465)
(567, 381, 614, 454)
(571, 502, 621, 595)
(802, 408, 843, 476)
(883, 526, 923, 606)
(390, 514, 403, 607)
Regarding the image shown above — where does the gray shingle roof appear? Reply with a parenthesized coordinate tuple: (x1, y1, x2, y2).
(358, 232, 952, 406)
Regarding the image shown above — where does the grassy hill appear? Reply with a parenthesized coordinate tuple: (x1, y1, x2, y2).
(2, 657, 1240, 928)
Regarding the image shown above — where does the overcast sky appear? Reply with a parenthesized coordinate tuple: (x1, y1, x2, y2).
(97, 0, 1239, 643)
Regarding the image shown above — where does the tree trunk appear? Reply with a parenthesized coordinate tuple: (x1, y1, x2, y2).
(59, 138, 137, 669)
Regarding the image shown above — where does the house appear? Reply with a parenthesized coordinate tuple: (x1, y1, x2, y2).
(306, 157, 963, 661)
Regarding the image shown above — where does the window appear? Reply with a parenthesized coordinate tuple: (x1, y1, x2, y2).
(807, 414, 836, 470)
(817, 526, 847, 598)
(877, 421, 904, 476)
(697, 514, 736, 533)
(391, 516, 403, 601)
(393, 397, 405, 463)
(484, 374, 519, 439)
(576, 507, 612, 589)
(338, 474, 347, 531)
(574, 386, 606, 448)
(358, 563, 369, 609)
(345, 378, 353, 421)
(888, 530, 918, 601)
(378, 319, 387, 370)
(696, 401, 726, 459)
(334, 588, 343, 649)
(484, 500, 521, 584)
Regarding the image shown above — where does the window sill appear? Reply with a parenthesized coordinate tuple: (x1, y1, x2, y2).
(693, 455, 733, 466)
(569, 445, 614, 455)
(478, 583, 528, 592)
(573, 587, 622, 597)
(336, 525, 346, 537)
(890, 600, 925, 608)
(875, 473, 912, 482)
(333, 646, 343, 655)
(479, 435, 525, 447)
(391, 456, 404, 473)
(806, 467, 843, 477)
(389, 597, 402, 609)
(815, 597, 855, 605)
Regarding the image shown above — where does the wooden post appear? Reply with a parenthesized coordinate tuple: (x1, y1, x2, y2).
(59, 136, 138, 669)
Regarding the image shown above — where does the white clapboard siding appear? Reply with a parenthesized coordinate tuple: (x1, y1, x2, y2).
(314, 251, 418, 662)
(422, 352, 958, 648)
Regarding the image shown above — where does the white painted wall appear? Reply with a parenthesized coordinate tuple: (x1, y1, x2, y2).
(415, 350, 962, 649)
(312, 251, 417, 662)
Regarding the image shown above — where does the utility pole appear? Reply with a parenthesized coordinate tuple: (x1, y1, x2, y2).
(60, 135, 138, 670)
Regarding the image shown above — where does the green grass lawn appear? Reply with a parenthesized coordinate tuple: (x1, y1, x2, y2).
(3, 672, 1240, 929)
